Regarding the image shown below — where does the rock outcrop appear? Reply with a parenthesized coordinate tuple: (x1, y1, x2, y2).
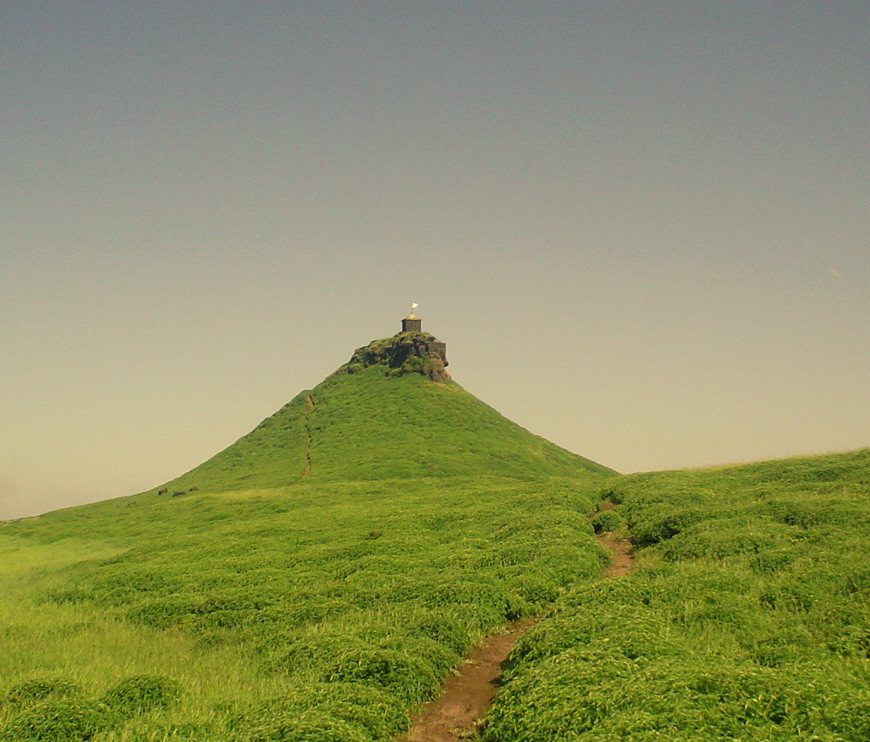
(337, 332, 450, 382)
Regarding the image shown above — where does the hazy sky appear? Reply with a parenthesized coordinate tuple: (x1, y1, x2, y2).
(2, 1, 868, 519)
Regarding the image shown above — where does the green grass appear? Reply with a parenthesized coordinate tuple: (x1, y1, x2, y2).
(0, 336, 599, 741)
(0, 335, 615, 740)
(8, 331, 870, 741)
(156, 364, 613, 494)
(2, 459, 610, 739)
(484, 448, 870, 742)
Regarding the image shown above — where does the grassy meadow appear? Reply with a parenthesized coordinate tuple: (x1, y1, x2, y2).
(3, 333, 869, 741)
(0, 350, 613, 741)
(485, 448, 870, 742)
(0, 477, 608, 741)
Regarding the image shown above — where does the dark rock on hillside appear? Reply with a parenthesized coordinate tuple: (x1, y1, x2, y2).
(338, 332, 450, 382)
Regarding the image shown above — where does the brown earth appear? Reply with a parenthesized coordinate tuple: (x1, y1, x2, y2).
(398, 513, 635, 740)
(301, 393, 314, 478)
(595, 531, 634, 577)
(398, 621, 535, 742)
(593, 500, 635, 577)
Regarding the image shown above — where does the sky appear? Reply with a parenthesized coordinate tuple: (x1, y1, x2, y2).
(1, 1, 868, 519)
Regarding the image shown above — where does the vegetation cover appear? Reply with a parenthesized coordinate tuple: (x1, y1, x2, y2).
(4, 329, 869, 741)
(0, 333, 613, 741)
(158, 361, 612, 493)
(485, 448, 870, 741)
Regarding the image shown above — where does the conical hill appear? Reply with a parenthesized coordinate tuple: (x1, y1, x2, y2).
(159, 331, 614, 493)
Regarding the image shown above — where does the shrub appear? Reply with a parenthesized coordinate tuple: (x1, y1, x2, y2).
(233, 683, 407, 741)
(629, 507, 701, 546)
(4, 678, 83, 709)
(404, 611, 473, 655)
(101, 675, 182, 716)
(239, 711, 370, 742)
(590, 509, 623, 534)
(324, 648, 440, 704)
(1, 699, 114, 742)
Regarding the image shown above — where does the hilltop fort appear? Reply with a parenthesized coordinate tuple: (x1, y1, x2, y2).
(337, 311, 450, 382)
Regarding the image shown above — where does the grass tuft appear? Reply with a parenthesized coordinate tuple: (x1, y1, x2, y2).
(1, 699, 114, 742)
(101, 675, 183, 716)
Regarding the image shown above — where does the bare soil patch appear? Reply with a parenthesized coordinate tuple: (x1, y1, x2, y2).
(398, 621, 535, 742)
(302, 393, 314, 478)
(595, 531, 634, 577)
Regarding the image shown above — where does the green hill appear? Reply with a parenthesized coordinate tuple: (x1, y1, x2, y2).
(0, 327, 615, 742)
(5, 323, 868, 742)
(158, 331, 613, 493)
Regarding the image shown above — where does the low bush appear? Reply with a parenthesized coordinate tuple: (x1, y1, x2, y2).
(1, 699, 114, 742)
(231, 682, 407, 742)
(240, 710, 370, 742)
(101, 675, 182, 716)
(590, 509, 622, 534)
(324, 647, 441, 704)
(4, 678, 83, 709)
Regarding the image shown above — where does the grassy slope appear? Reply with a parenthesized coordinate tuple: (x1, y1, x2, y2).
(159, 365, 614, 493)
(485, 448, 870, 742)
(0, 360, 614, 741)
(0, 481, 610, 741)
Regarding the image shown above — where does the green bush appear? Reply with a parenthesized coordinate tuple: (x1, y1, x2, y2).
(1, 699, 114, 742)
(324, 648, 440, 704)
(590, 509, 623, 534)
(4, 678, 83, 709)
(232, 683, 407, 741)
(628, 506, 701, 546)
(240, 711, 370, 742)
(101, 675, 182, 716)
(404, 611, 473, 655)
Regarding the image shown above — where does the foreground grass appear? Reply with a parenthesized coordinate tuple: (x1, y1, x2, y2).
(484, 448, 870, 742)
(1, 343, 616, 741)
(0, 476, 608, 741)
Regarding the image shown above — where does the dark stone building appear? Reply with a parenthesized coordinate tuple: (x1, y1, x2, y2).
(402, 313, 422, 333)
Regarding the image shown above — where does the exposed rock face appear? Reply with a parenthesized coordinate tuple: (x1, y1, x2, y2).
(338, 332, 450, 382)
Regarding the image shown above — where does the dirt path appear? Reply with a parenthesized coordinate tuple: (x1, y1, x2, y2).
(595, 531, 634, 577)
(593, 500, 635, 578)
(398, 512, 634, 741)
(398, 621, 535, 742)
(301, 393, 314, 479)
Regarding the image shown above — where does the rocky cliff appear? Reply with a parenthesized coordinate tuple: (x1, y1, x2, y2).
(337, 331, 450, 382)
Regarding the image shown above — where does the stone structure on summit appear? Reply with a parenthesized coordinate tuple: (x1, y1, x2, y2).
(402, 311, 422, 333)
(337, 309, 450, 382)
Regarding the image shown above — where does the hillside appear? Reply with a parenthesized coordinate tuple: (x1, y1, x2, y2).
(0, 325, 615, 742)
(485, 448, 870, 741)
(4, 322, 868, 742)
(157, 330, 613, 493)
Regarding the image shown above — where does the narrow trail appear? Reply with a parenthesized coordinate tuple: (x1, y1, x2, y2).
(593, 500, 635, 578)
(399, 621, 535, 742)
(595, 531, 634, 577)
(301, 393, 314, 479)
(398, 508, 636, 741)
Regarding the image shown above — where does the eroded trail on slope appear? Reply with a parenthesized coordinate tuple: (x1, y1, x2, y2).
(593, 500, 635, 577)
(595, 531, 634, 577)
(399, 621, 535, 742)
(301, 393, 314, 479)
(399, 509, 634, 741)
